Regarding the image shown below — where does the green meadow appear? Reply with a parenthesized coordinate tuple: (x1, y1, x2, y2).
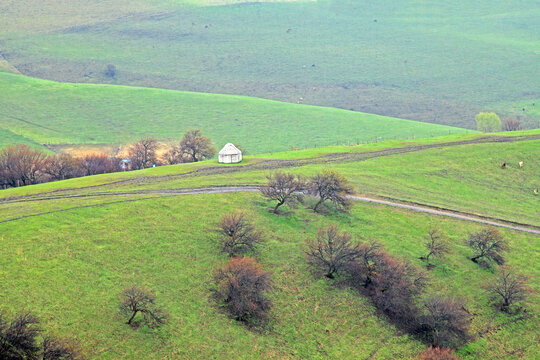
(1, 0, 538, 128)
(0, 72, 470, 152)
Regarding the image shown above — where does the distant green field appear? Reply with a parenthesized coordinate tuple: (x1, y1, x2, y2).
(0, 72, 470, 152)
(1, 0, 538, 128)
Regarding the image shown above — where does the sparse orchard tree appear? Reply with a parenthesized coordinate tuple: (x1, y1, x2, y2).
(422, 227, 450, 267)
(475, 112, 501, 132)
(178, 129, 216, 162)
(119, 287, 167, 328)
(467, 228, 508, 265)
(260, 171, 305, 213)
(502, 119, 521, 131)
(306, 224, 361, 278)
(308, 169, 355, 212)
(128, 138, 160, 170)
(217, 211, 262, 256)
(421, 296, 470, 348)
(417, 346, 460, 360)
(214, 257, 271, 324)
(488, 265, 532, 312)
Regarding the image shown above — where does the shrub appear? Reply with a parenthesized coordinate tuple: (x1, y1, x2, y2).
(119, 287, 167, 328)
(0, 144, 47, 187)
(306, 224, 362, 278)
(217, 211, 262, 256)
(128, 138, 160, 170)
(417, 346, 460, 360)
(0, 312, 80, 359)
(308, 169, 355, 212)
(214, 257, 271, 324)
(420, 296, 470, 348)
(368, 252, 426, 323)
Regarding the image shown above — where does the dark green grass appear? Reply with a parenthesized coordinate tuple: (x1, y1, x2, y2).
(0, 193, 537, 359)
(1, 0, 538, 128)
(0, 72, 469, 153)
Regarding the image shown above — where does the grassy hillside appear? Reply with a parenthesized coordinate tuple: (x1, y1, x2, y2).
(1, 0, 538, 128)
(0, 181, 538, 358)
(3, 132, 537, 227)
(0, 72, 470, 152)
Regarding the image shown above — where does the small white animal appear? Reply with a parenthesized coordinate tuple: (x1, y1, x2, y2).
(519, 161, 524, 168)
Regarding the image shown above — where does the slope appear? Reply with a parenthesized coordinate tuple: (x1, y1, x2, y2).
(0, 72, 470, 153)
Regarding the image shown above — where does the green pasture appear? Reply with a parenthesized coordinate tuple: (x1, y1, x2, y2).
(0, 192, 538, 359)
(0, 72, 469, 153)
(1, 0, 538, 128)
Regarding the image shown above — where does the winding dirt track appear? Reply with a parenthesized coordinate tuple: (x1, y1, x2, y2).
(2, 186, 539, 235)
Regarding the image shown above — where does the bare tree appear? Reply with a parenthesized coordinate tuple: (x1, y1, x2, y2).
(0, 144, 47, 187)
(163, 146, 184, 165)
(347, 240, 382, 287)
(260, 171, 305, 213)
(128, 138, 160, 170)
(119, 287, 167, 328)
(79, 153, 119, 176)
(488, 266, 532, 312)
(178, 129, 216, 162)
(502, 119, 521, 131)
(306, 224, 362, 278)
(308, 169, 355, 212)
(216, 211, 262, 256)
(0, 312, 80, 359)
(0, 312, 41, 359)
(421, 296, 470, 348)
(467, 228, 508, 265)
(214, 257, 271, 324)
(422, 227, 450, 266)
(44, 154, 81, 181)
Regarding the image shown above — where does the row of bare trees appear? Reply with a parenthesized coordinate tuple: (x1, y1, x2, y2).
(260, 169, 354, 214)
(0, 312, 80, 359)
(305, 223, 532, 351)
(0, 130, 216, 189)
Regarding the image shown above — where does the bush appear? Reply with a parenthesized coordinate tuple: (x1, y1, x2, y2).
(0, 312, 80, 359)
(502, 119, 521, 131)
(420, 296, 470, 348)
(417, 346, 460, 360)
(217, 211, 262, 256)
(306, 224, 362, 278)
(214, 257, 271, 324)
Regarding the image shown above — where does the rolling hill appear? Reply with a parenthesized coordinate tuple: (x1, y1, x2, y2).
(1, 132, 538, 359)
(0, 72, 471, 153)
(1, 0, 538, 128)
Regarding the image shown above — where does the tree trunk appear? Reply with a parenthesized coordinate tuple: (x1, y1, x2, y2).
(273, 200, 284, 213)
(471, 255, 482, 263)
(313, 198, 324, 212)
(127, 310, 138, 324)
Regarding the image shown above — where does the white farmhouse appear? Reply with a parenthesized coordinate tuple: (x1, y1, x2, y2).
(218, 143, 242, 164)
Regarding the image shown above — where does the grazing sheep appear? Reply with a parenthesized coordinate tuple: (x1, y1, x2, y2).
(501, 162, 506, 168)
(534, 189, 538, 195)
(519, 161, 524, 168)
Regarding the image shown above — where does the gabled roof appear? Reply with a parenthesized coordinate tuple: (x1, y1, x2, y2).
(219, 143, 241, 155)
